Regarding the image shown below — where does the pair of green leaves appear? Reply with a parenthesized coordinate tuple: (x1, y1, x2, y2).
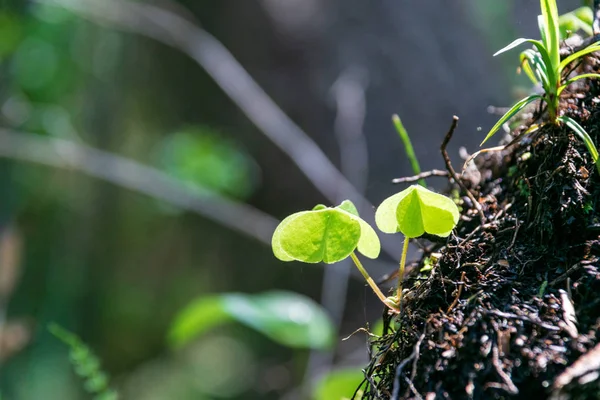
(272, 185, 459, 265)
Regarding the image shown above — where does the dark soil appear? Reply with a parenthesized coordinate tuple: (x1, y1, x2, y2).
(358, 52, 600, 399)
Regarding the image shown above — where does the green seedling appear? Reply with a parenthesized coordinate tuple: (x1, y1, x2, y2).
(375, 185, 459, 304)
(392, 114, 425, 186)
(272, 200, 398, 312)
(483, 0, 600, 174)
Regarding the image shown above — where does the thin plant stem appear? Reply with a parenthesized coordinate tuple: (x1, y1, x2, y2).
(392, 114, 425, 187)
(349, 252, 390, 306)
(397, 237, 410, 302)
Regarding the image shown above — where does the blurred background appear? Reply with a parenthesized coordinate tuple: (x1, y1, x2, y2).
(0, 0, 581, 399)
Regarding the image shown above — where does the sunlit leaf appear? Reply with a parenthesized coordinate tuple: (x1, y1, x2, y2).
(336, 200, 358, 216)
(493, 38, 556, 88)
(520, 49, 548, 86)
(273, 202, 380, 263)
(540, 0, 560, 67)
(279, 209, 360, 263)
(481, 94, 542, 145)
(313, 368, 365, 400)
(558, 73, 600, 95)
(559, 43, 600, 71)
(558, 116, 600, 174)
(168, 291, 335, 350)
(375, 185, 459, 238)
(336, 201, 380, 259)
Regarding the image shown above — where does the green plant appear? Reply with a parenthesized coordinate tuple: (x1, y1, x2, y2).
(271, 200, 399, 311)
(482, 0, 600, 174)
(271, 188, 459, 312)
(392, 114, 424, 186)
(48, 324, 117, 400)
(375, 185, 459, 304)
(168, 291, 335, 349)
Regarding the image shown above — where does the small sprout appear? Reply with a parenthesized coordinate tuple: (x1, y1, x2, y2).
(273, 200, 398, 312)
(376, 185, 459, 305)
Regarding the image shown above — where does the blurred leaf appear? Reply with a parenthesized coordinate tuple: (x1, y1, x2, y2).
(168, 297, 232, 347)
(11, 38, 59, 91)
(313, 368, 364, 400)
(370, 319, 384, 337)
(157, 128, 259, 199)
(0, 12, 22, 60)
(169, 291, 335, 350)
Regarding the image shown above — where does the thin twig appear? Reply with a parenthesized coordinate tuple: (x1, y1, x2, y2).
(446, 271, 466, 314)
(0, 128, 278, 244)
(392, 333, 425, 399)
(490, 342, 519, 395)
(392, 169, 448, 184)
(487, 309, 560, 331)
(441, 116, 486, 223)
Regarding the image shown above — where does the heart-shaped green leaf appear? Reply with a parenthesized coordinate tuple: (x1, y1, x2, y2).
(375, 185, 459, 238)
(168, 291, 335, 350)
(335, 200, 380, 259)
(272, 201, 380, 263)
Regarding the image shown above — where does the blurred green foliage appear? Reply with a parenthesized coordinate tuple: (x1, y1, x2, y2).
(313, 368, 365, 400)
(169, 291, 335, 350)
(156, 127, 259, 200)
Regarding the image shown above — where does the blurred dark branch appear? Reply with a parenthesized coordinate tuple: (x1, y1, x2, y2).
(38, 0, 402, 260)
(41, 1, 376, 209)
(0, 128, 278, 244)
(303, 67, 370, 392)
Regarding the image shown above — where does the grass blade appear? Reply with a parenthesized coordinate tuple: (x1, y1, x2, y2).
(520, 49, 549, 86)
(392, 114, 424, 186)
(520, 51, 539, 84)
(494, 38, 556, 89)
(559, 43, 600, 71)
(540, 0, 560, 67)
(558, 115, 600, 174)
(558, 73, 600, 95)
(494, 38, 539, 57)
(482, 95, 542, 146)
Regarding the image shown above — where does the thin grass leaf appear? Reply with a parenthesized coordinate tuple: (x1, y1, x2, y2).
(540, 0, 560, 67)
(520, 49, 549, 87)
(494, 38, 557, 88)
(494, 38, 542, 57)
(558, 73, 600, 95)
(558, 115, 600, 174)
(482, 94, 542, 146)
(520, 51, 540, 84)
(559, 43, 600, 71)
(392, 114, 424, 186)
